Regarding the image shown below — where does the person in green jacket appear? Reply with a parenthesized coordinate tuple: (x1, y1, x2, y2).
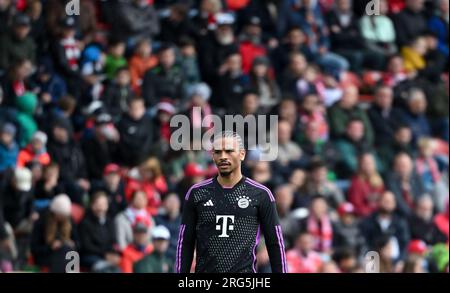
(16, 92, 38, 148)
(104, 39, 128, 80)
(328, 85, 374, 146)
(0, 13, 36, 72)
(133, 225, 173, 273)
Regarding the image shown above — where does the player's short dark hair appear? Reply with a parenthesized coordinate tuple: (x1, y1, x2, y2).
(212, 131, 245, 151)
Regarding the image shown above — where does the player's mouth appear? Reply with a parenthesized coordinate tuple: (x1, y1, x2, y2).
(218, 162, 231, 167)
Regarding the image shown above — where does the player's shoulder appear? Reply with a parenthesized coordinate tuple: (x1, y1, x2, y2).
(244, 177, 275, 203)
(184, 178, 215, 201)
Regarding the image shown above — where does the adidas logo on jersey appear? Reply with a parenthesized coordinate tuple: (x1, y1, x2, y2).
(203, 200, 214, 207)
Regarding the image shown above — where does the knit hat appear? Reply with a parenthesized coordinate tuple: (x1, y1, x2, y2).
(156, 98, 176, 115)
(32, 131, 48, 145)
(14, 167, 32, 192)
(1, 123, 16, 136)
(188, 83, 211, 101)
(50, 194, 72, 217)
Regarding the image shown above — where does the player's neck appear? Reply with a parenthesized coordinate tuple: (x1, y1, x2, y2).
(217, 171, 243, 189)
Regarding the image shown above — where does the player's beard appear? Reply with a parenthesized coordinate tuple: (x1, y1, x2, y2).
(219, 170, 232, 177)
(218, 165, 235, 178)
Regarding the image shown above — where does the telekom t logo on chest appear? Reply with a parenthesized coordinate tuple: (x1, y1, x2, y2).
(216, 215, 235, 238)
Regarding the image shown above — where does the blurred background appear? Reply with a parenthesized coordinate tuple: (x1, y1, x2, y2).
(0, 0, 448, 273)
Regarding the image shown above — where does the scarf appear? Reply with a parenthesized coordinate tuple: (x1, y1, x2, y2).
(307, 215, 333, 252)
(416, 156, 441, 183)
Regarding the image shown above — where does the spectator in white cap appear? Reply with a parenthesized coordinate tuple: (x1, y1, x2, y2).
(133, 225, 173, 273)
(17, 130, 50, 168)
(31, 193, 78, 272)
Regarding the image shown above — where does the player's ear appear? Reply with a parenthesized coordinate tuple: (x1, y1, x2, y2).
(240, 149, 246, 161)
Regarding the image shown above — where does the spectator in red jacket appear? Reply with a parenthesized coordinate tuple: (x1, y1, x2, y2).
(17, 130, 50, 168)
(119, 222, 154, 273)
(238, 16, 267, 75)
(348, 152, 385, 217)
(286, 232, 323, 273)
(125, 157, 168, 216)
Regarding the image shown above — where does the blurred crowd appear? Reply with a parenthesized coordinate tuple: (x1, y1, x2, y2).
(0, 0, 449, 273)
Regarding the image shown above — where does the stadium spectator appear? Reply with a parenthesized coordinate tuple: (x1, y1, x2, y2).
(248, 57, 281, 111)
(332, 202, 366, 257)
(359, 191, 410, 263)
(154, 193, 181, 263)
(415, 138, 448, 212)
(296, 195, 334, 254)
(303, 160, 344, 211)
(348, 152, 385, 218)
(0, 123, 19, 172)
(30, 194, 78, 272)
(0, 13, 36, 72)
(334, 119, 373, 178)
(408, 196, 448, 245)
(328, 85, 374, 141)
(115, 190, 154, 251)
(90, 163, 126, 218)
(427, 0, 449, 58)
(385, 152, 425, 217)
(17, 130, 50, 167)
(129, 38, 157, 94)
(47, 116, 88, 204)
(360, 0, 397, 64)
(101, 67, 133, 122)
(33, 162, 63, 204)
(367, 85, 406, 146)
(104, 38, 127, 81)
(81, 113, 119, 180)
(117, 96, 153, 167)
(286, 232, 323, 273)
(142, 44, 186, 108)
(393, 0, 428, 47)
(79, 191, 120, 272)
(133, 225, 172, 273)
(119, 222, 154, 273)
(112, 0, 160, 45)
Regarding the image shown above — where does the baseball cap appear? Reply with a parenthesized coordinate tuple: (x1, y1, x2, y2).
(337, 202, 355, 216)
(156, 99, 176, 115)
(184, 163, 206, 178)
(14, 167, 32, 192)
(152, 225, 171, 241)
(408, 240, 428, 255)
(133, 222, 149, 234)
(103, 163, 121, 176)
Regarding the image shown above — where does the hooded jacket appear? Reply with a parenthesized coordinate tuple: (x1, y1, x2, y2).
(16, 92, 38, 147)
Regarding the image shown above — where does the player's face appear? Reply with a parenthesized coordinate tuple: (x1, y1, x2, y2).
(212, 137, 245, 177)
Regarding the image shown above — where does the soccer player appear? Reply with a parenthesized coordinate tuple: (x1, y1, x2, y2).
(175, 131, 287, 273)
